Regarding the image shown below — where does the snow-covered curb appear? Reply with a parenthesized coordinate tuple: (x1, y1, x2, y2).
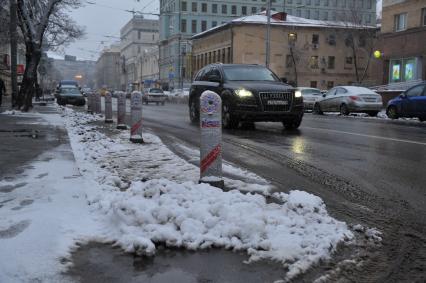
(61, 107, 354, 279)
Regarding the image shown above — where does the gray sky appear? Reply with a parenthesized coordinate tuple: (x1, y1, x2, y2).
(50, 0, 382, 61)
(49, 0, 159, 61)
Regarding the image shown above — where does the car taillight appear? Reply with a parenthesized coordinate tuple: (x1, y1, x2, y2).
(349, 96, 361, 101)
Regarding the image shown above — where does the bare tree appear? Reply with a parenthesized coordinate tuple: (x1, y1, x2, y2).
(16, 0, 84, 111)
(334, 5, 378, 85)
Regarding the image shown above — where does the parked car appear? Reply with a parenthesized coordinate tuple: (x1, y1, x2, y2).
(142, 88, 167, 105)
(295, 87, 322, 111)
(188, 63, 304, 129)
(56, 86, 85, 106)
(386, 82, 426, 121)
(313, 86, 382, 116)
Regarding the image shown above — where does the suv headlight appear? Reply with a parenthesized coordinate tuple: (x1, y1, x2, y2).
(295, 91, 302, 98)
(235, 89, 253, 98)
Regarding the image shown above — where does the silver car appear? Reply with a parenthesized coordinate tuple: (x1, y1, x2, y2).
(142, 88, 167, 105)
(313, 86, 383, 116)
(295, 87, 322, 111)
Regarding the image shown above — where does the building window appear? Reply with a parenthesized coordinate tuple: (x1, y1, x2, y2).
(252, 7, 257, 14)
(327, 81, 334, 89)
(345, 56, 353, 69)
(212, 21, 217, 27)
(422, 8, 426, 26)
(222, 4, 227, 14)
(310, 81, 318, 88)
(305, 10, 310, 18)
(232, 5, 237, 15)
(201, 20, 207, 32)
(242, 6, 247, 15)
(327, 34, 336, 45)
(192, 2, 197, 12)
(181, 1, 187, 12)
(202, 3, 207, 13)
(212, 4, 217, 13)
(394, 13, 407, 31)
(310, 56, 319, 69)
(328, 56, 335, 69)
(181, 19, 187, 33)
(312, 34, 319, 44)
(192, 20, 197, 33)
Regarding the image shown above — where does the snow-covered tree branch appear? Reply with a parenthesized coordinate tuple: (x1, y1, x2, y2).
(15, 0, 84, 111)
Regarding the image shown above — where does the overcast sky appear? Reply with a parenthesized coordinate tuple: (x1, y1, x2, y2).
(51, 0, 382, 61)
(49, 0, 159, 61)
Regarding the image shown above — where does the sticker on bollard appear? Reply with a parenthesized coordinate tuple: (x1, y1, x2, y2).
(199, 91, 224, 189)
(116, 91, 127, 129)
(130, 91, 144, 143)
(104, 91, 113, 123)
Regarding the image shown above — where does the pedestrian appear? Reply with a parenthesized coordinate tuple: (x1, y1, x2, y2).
(0, 77, 6, 106)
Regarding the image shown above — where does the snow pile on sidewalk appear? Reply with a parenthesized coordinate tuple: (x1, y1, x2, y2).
(61, 108, 354, 279)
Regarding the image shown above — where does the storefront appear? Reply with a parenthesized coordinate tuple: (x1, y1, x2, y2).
(389, 57, 423, 83)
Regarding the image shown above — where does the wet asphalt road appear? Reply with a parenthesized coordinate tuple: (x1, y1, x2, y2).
(139, 103, 426, 282)
(69, 102, 426, 282)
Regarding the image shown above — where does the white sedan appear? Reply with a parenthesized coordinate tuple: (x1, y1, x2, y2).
(295, 87, 323, 111)
(142, 88, 167, 105)
(313, 86, 383, 116)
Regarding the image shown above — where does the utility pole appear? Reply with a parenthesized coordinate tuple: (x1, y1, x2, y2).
(9, 0, 18, 107)
(265, 0, 271, 68)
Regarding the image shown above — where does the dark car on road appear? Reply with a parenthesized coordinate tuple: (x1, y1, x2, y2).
(57, 86, 86, 106)
(188, 64, 303, 129)
(386, 82, 426, 121)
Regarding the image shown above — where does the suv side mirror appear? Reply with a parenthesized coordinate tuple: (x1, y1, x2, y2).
(322, 94, 326, 98)
(400, 93, 407, 98)
(208, 75, 221, 83)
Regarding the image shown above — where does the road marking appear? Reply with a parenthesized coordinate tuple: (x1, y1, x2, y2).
(303, 126, 426, 146)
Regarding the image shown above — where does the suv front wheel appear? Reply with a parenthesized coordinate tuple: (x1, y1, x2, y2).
(222, 100, 239, 129)
(282, 115, 303, 130)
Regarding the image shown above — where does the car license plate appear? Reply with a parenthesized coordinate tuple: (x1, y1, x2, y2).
(267, 100, 288, 105)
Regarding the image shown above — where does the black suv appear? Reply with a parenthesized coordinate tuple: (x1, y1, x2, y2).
(189, 64, 304, 129)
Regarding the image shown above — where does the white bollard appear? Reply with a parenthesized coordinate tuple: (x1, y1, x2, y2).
(116, 91, 127, 130)
(130, 91, 144, 143)
(199, 91, 224, 189)
(104, 91, 113, 123)
(95, 91, 102, 114)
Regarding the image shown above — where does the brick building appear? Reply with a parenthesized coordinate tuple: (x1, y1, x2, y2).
(373, 0, 426, 84)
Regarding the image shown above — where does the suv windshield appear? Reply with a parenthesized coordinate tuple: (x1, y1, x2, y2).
(223, 66, 279, 82)
(61, 88, 81, 96)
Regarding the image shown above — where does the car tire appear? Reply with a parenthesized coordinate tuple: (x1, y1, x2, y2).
(222, 100, 239, 129)
(386, 106, 398, 119)
(367, 111, 379, 117)
(189, 99, 199, 123)
(313, 103, 323, 115)
(283, 115, 303, 130)
(340, 104, 349, 116)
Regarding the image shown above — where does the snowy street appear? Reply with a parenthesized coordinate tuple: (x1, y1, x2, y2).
(0, 104, 382, 282)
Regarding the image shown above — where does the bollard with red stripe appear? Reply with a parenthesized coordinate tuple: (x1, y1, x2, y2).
(130, 91, 144, 143)
(116, 91, 127, 130)
(199, 91, 224, 189)
(104, 91, 113, 123)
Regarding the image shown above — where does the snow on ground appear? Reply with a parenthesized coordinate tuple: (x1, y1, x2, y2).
(61, 107, 354, 279)
(0, 145, 100, 283)
(318, 110, 424, 124)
